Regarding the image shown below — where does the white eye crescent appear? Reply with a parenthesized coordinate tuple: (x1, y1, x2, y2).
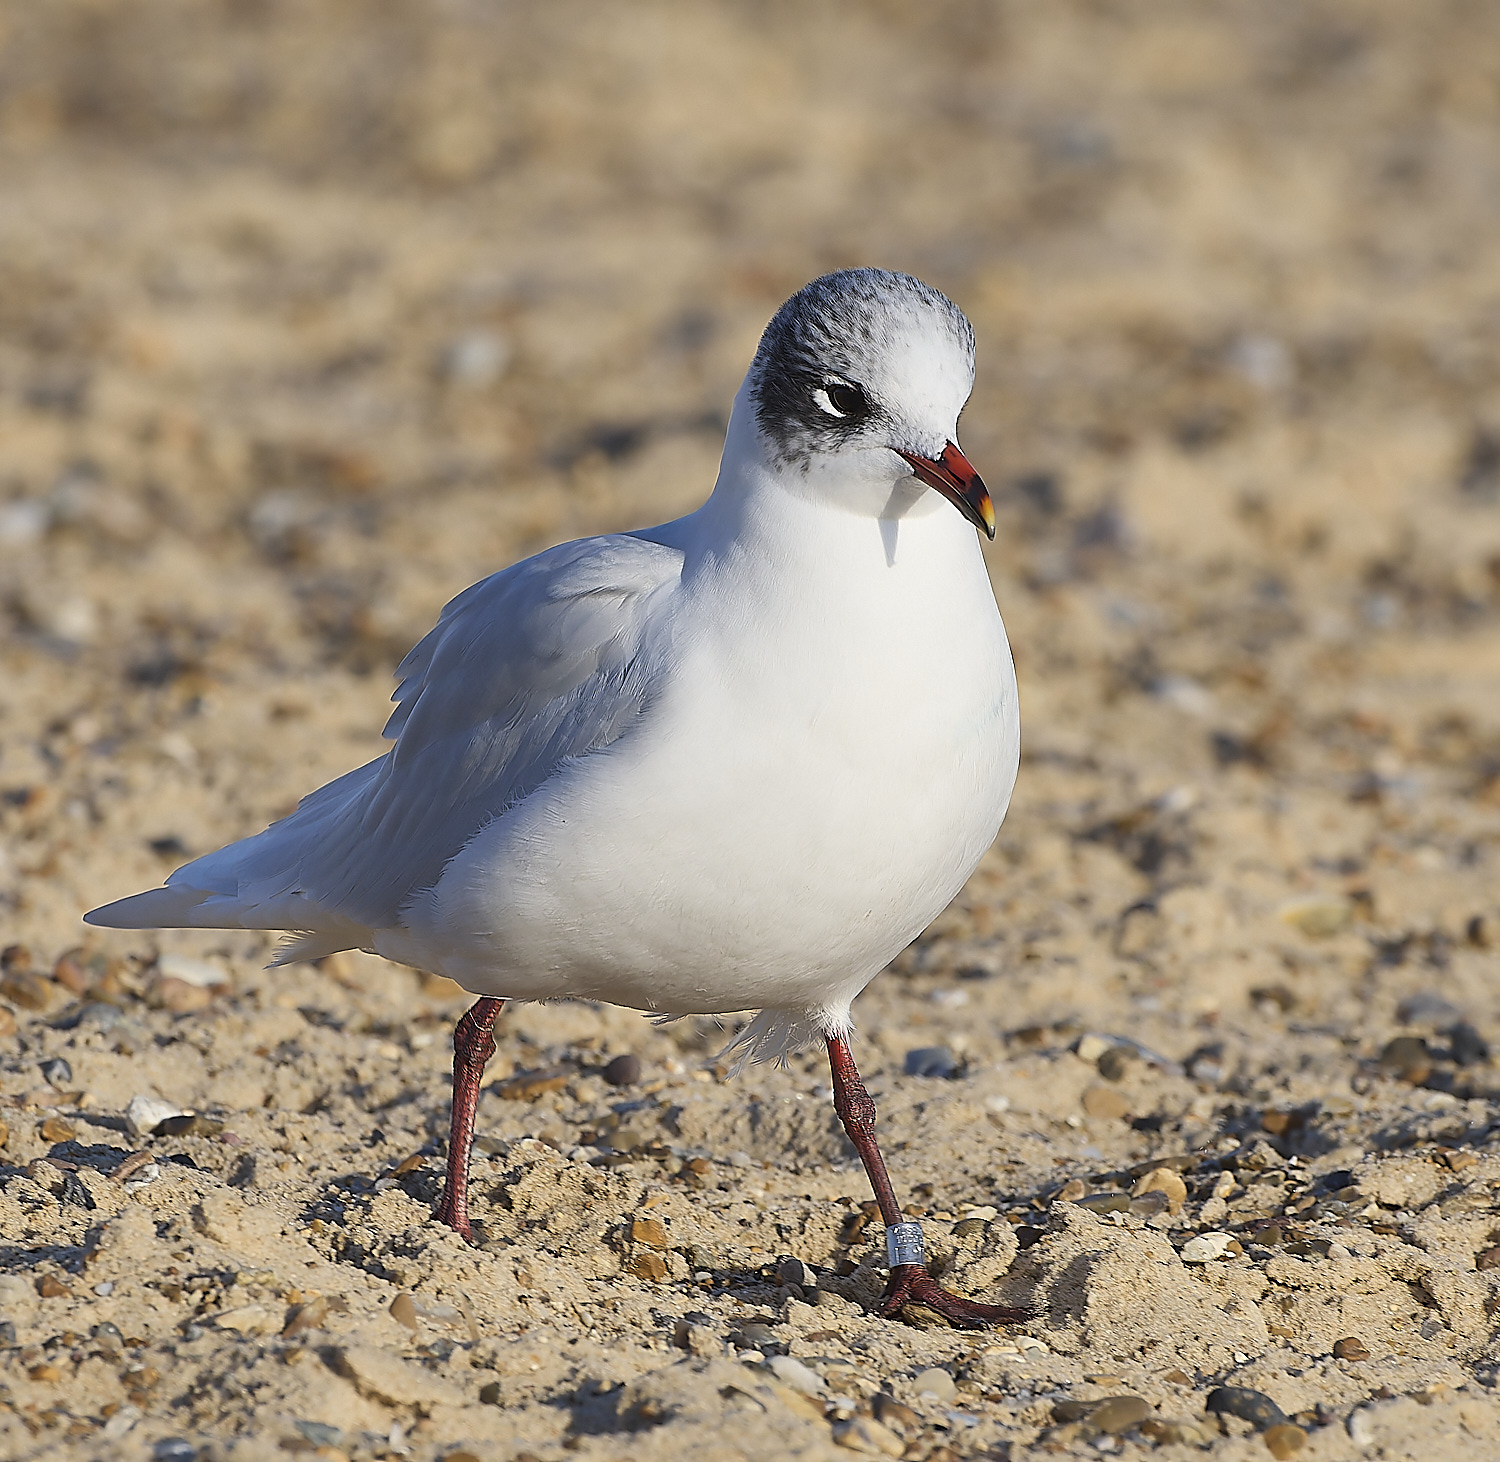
(815, 380, 869, 420)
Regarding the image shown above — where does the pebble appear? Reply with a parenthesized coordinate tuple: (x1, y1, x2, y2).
(873, 1395, 919, 1432)
(1089, 1396, 1152, 1434)
(1181, 1232, 1240, 1263)
(76, 1002, 121, 1032)
(0, 969, 50, 1010)
(603, 1052, 641, 1086)
(1263, 1422, 1306, 1457)
(295, 1421, 344, 1449)
(494, 1067, 571, 1100)
(630, 1253, 668, 1281)
(152, 1441, 197, 1462)
(94, 1321, 125, 1352)
(1076, 1033, 1114, 1063)
(121, 1160, 160, 1192)
(1477, 1245, 1500, 1272)
(282, 1297, 329, 1336)
(1277, 895, 1351, 937)
(1206, 1386, 1288, 1430)
(437, 329, 511, 387)
(101, 1405, 142, 1441)
(212, 1304, 276, 1335)
(953, 1217, 988, 1239)
(1333, 1336, 1371, 1361)
(1450, 1022, 1490, 1066)
(833, 1415, 904, 1456)
(1129, 1190, 1171, 1217)
(767, 1354, 824, 1395)
(675, 1320, 720, 1357)
(776, 1255, 810, 1288)
(157, 1114, 224, 1137)
(157, 954, 229, 988)
(39, 1116, 76, 1143)
(630, 1216, 669, 1248)
(1131, 1167, 1187, 1214)
(1139, 1419, 1203, 1444)
(0, 1007, 15, 1038)
(388, 1292, 419, 1331)
(51, 951, 89, 993)
(912, 1367, 956, 1401)
(39, 1057, 72, 1087)
(1378, 1035, 1431, 1084)
(1096, 1046, 1131, 1081)
(1396, 992, 1462, 1026)
(1075, 1192, 1129, 1215)
(1081, 1085, 1129, 1120)
(126, 1094, 189, 1137)
(1232, 1138, 1285, 1171)
(154, 977, 213, 1014)
(903, 1047, 957, 1078)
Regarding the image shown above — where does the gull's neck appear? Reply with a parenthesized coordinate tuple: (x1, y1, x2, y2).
(662, 382, 972, 575)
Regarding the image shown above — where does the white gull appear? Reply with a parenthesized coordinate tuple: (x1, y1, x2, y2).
(87, 268, 1026, 1327)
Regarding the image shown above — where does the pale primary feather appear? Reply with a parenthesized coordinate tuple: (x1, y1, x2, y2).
(88, 535, 682, 947)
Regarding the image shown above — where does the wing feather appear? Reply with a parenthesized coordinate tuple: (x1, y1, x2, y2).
(87, 534, 682, 939)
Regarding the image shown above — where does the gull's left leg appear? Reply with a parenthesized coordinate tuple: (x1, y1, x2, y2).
(433, 995, 505, 1242)
(826, 1033, 1031, 1329)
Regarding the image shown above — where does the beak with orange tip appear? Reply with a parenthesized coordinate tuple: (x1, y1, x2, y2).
(894, 443, 995, 540)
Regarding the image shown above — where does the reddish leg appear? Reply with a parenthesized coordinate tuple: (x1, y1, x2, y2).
(433, 996, 505, 1241)
(827, 1033, 1030, 1329)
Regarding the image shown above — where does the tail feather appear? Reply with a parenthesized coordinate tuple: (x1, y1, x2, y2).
(269, 931, 360, 966)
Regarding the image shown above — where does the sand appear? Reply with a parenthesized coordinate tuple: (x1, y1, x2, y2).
(3, 2, 1500, 1458)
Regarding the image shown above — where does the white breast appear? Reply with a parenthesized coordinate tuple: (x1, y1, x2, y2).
(387, 496, 1017, 1019)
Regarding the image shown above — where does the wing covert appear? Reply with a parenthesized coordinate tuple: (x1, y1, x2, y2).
(162, 533, 683, 934)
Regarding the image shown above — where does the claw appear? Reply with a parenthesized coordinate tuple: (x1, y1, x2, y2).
(879, 1264, 1032, 1330)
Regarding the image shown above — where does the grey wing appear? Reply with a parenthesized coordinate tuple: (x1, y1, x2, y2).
(87, 534, 683, 940)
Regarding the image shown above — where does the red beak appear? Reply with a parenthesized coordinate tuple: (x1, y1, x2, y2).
(895, 442, 995, 540)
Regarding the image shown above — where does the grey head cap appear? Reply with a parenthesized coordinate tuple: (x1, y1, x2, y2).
(749, 268, 976, 469)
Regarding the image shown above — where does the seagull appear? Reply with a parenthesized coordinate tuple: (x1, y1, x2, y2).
(86, 268, 1025, 1328)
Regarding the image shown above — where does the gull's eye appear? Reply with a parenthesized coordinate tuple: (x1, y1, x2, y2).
(817, 380, 869, 421)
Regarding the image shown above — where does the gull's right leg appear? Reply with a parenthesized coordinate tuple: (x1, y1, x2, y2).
(433, 995, 505, 1242)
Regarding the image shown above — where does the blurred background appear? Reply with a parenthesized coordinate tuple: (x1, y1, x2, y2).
(2, 0, 1500, 973)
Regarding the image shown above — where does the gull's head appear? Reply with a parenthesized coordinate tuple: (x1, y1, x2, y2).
(746, 269, 993, 538)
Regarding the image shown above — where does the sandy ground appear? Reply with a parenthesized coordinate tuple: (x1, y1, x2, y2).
(4, 2, 1500, 1458)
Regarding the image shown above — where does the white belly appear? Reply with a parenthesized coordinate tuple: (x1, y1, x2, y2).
(385, 509, 1018, 1018)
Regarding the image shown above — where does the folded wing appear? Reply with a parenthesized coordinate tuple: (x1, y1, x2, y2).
(85, 534, 684, 953)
